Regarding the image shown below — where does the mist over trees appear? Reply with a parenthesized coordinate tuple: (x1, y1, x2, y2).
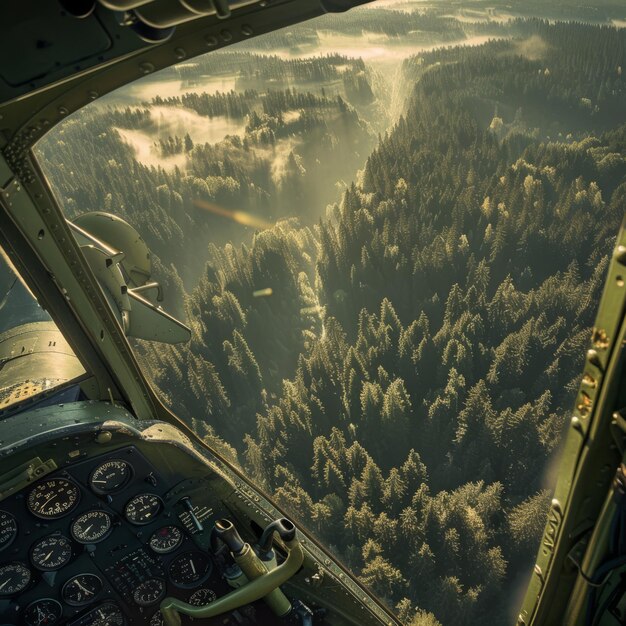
(37, 16, 626, 626)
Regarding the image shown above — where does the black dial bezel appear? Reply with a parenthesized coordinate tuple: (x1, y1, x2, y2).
(26, 477, 81, 520)
(188, 587, 217, 606)
(30, 534, 73, 571)
(61, 573, 103, 606)
(168, 551, 212, 589)
(71, 510, 113, 544)
(0, 562, 31, 596)
(80, 602, 125, 625)
(23, 598, 63, 626)
(89, 459, 133, 495)
(133, 577, 166, 607)
(124, 493, 163, 526)
(0, 510, 17, 552)
(149, 525, 183, 554)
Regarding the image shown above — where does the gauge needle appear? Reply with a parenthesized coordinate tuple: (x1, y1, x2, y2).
(0, 579, 8, 590)
(43, 550, 54, 562)
(84, 524, 93, 533)
(76, 581, 93, 595)
(190, 559, 196, 574)
(40, 494, 57, 510)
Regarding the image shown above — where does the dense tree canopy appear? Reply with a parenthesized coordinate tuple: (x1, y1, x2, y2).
(37, 16, 626, 625)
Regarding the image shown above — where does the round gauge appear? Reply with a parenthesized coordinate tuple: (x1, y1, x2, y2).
(71, 511, 113, 544)
(31, 534, 72, 571)
(80, 602, 125, 626)
(149, 525, 183, 554)
(62, 573, 103, 606)
(27, 478, 80, 519)
(124, 493, 162, 525)
(150, 611, 164, 626)
(189, 588, 217, 606)
(168, 552, 212, 589)
(23, 598, 63, 626)
(0, 562, 31, 596)
(0, 511, 17, 552)
(133, 578, 166, 607)
(89, 460, 132, 494)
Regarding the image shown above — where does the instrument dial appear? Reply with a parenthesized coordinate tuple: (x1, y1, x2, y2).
(23, 598, 63, 626)
(62, 573, 103, 606)
(71, 510, 112, 544)
(149, 611, 164, 626)
(149, 525, 183, 554)
(189, 588, 217, 606)
(31, 534, 72, 570)
(168, 552, 212, 589)
(0, 511, 17, 551)
(124, 493, 162, 525)
(79, 602, 125, 625)
(133, 578, 166, 607)
(27, 478, 80, 519)
(0, 562, 31, 596)
(89, 460, 132, 494)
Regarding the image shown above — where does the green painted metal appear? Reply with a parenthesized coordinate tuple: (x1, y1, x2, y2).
(519, 218, 626, 625)
(160, 538, 305, 625)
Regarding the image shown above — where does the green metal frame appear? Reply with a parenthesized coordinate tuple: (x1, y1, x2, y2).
(519, 219, 626, 625)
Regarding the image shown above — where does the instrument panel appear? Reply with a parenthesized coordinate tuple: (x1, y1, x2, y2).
(0, 447, 229, 625)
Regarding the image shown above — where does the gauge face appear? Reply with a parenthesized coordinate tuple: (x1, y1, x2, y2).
(149, 525, 183, 554)
(80, 602, 125, 626)
(133, 578, 166, 607)
(31, 534, 72, 571)
(62, 573, 103, 606)
(23, 598, 63, 626)
(0, 511, 17, 552)
(0, 562, 31, 596)
(188, 588, 217, 606)
(89, 460, 132, 494)
(149, 611, 164, 626)
(27, 478, 80, 519)
(124, 493, 162, 525)
(71, 511, 113, 544)
(168, 552, 212, 589)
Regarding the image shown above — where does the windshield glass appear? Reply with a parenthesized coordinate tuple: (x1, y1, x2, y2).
(35, 4, 626, 624)
(0, 246, 86, 410)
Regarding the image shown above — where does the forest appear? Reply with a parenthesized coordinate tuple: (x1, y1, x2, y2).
(36, 14, 626, 626)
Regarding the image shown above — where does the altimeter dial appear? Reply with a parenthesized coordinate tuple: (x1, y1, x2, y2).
(149, 525, 183, 554)
(27, 478, 80, 519)
(31, 534, 72, 570)
(71, 510, 113, 544)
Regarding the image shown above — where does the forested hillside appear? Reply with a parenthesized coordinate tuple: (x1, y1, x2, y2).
(37, 18, 626, 626)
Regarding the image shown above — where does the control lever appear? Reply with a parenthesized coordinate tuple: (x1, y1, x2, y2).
(215, 518, 292, 616)
(160, 518, 304, 626)
(179, 497, 203, 533)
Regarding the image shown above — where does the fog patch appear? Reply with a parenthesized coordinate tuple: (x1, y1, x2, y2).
(514, 35, 550, 61)
(149, 106, 245, 145)
(114, 128, 186, 172)
(266, 138, 303, 185)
